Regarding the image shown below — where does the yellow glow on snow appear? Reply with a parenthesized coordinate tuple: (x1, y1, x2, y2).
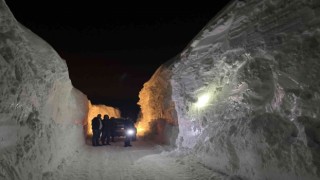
(137, 127, 145, 135)
(136, 121, 149, 137)
(86, 101, 121, 136)
(195, 94, 211, 108)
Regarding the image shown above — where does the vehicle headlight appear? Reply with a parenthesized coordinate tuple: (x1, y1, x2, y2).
(126, 129, 134, 136)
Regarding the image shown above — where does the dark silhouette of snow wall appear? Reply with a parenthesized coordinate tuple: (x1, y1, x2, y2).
(168, 0, 320, 179)
(0, 1, 88, 179)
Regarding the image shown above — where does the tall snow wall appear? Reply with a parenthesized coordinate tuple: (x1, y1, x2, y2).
(137, 64, 179, 145)
(0, 1, 88, 179)
(169, 0, 320, 179)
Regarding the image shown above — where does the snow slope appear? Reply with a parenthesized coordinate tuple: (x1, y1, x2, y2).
(137, 64, 179, 145)
(170, 0, 320, 179)
(0, 1, 88, 179)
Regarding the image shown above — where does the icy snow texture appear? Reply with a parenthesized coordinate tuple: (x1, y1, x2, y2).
(137, 64, 178, 144)
(0, 1, 88, 179)
(170, 0, 320, 179)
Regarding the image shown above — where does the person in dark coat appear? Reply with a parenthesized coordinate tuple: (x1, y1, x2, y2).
(110, 117, 116, 142)
(124, 118, 135, 147)
(91, 114, 102, 146)
(101, 115, 111, 145)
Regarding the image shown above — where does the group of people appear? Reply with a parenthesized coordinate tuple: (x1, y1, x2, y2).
(91, 114, 135, 147)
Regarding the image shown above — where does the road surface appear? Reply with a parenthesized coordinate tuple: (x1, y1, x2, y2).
(52, 138, 227, 180)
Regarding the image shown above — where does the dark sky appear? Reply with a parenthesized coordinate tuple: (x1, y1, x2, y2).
(6, 0, 232, 118)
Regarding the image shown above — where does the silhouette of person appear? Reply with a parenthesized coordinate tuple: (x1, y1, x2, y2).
(110, 117, 116, 142)
(91, 114, 102, 146)
(124, 118, 134, 147)
(101, 115, 111, 145)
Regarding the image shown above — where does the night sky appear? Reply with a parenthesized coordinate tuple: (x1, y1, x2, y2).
(6, 0, 232, 119)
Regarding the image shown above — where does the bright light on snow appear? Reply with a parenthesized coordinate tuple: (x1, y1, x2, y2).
(126, 129, 135, 136)
(195, 94, 211, 108)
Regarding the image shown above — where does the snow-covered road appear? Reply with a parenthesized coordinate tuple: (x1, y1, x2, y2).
(51, 139, 227, 180)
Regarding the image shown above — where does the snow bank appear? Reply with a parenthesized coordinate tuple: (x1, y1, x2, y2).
(0, 1, 88, 179)
(137, 64, 179, 145)
(170, 0, 320, 179)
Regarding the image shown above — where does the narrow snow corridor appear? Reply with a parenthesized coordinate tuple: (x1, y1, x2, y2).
(1, 0, 320, 179)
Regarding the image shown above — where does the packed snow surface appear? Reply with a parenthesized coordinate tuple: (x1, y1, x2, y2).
(51, 140, 231, 180)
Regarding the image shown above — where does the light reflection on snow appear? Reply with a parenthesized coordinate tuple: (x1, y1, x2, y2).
(195, 93, 211, 108)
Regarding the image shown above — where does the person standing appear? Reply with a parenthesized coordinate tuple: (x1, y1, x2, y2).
(91, 114, 102, 146)
(124, 118, 134, 147)
(101, 115, 111, 145)
(110, 117, 116, 142)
